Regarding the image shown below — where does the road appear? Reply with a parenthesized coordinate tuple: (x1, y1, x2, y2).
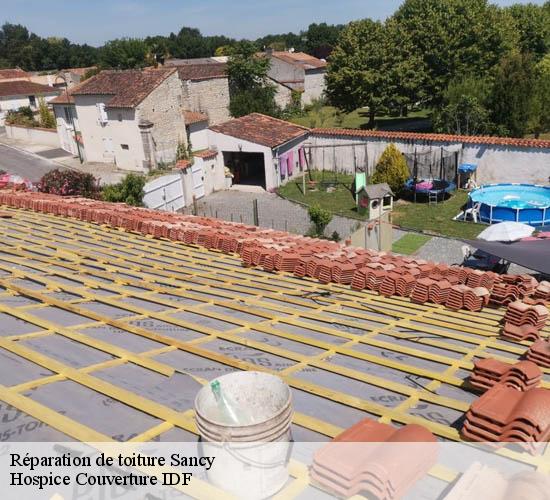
(0, 142, 63, 183)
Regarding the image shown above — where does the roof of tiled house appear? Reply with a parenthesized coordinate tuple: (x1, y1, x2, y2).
(313, 128, 550, 149)
(0, 68, 30, 80)
(177, 63, 227, 81)
(71, 68, 176, 108)
(184, 110, 209, 124)
(193, 148, 218, 159)
(269, 51, 327, 70)
(0, 80, 60, 98)
(49, 89, 75, 105)
(210, 113, 310, 148)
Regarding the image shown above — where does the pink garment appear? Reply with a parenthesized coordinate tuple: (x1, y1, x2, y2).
(287, 151, 294, 176)
(299, 148, 306, 169)
(279, 154, 287, 178)
(416, 181, 434, 191)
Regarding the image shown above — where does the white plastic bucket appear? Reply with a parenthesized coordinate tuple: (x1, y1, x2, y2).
(194, 371, 293, 499)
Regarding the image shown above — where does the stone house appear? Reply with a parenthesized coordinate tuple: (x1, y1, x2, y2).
(263, 50, 327, 107)
(175, 63, 230, 151)
(51, 68, 187, 172)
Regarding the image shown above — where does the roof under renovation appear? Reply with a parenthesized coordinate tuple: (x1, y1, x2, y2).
(0, 193, 549, 496)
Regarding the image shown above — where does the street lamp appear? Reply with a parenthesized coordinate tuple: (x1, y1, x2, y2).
(55, 74, 83, 164)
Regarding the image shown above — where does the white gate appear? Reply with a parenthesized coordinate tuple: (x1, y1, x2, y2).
(191, 163, 205, 199)
(143, 173, 185, 212)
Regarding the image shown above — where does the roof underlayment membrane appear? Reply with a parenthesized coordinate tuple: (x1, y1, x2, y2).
(0, 203, 549, 496)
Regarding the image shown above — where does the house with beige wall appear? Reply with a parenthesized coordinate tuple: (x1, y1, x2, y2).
(263, 50, 327, 107)
(57, 68, 187, 171)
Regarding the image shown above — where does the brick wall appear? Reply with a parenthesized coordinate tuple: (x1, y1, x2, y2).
(183, 77, 230, 125)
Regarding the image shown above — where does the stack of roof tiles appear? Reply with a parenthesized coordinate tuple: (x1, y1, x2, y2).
(311, 418, 437, 499)
(0, 190, 543, 313)
(445, 285, 490, 312)
(469, 359, 541, 392)
(410, 278, 436, 304)
(461, 384, 550, 453)
(534, 281, 550, 303)
(526, 339, 550, 368)
(501, 301, 548, 341)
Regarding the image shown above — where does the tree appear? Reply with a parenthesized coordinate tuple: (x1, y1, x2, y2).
(528, 54, 550, 137)
(392, 0, 517, 105)
(99, 38, 148, 69)
(326, 19, 389, 126)
(102, 174, 145, 206)
(308, 204, 332, 237)
(433, 76, 493, 135)
(505, 3, 549, 60)
(227, 41, 279, 117)
(38, 97, 56, 129)
(489, 52, 536, 137)
(371, 144, 410, 194)
(303, 23, 344, 59)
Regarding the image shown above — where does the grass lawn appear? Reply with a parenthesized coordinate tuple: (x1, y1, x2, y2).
(392, 233, 432, 255)
(392, 191, 484, 239)
(289, 106, 431, 131)
(277, 171, 365, 220)
(279, 172, 485, 239)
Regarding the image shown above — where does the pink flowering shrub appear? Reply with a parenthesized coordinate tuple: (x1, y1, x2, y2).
(38, 169, 100, 198)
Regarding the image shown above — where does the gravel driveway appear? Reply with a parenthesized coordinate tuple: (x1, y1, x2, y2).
(185, 189, 362, 239)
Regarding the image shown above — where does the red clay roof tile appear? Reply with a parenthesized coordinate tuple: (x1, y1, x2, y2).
(0, 68, 30, 80)
(210, 113, 309, 148)
(71, 68, 175, 108)
(0, 80, 59, 98)
(176, 63, 227, 81)
(313, 128, 550, 149)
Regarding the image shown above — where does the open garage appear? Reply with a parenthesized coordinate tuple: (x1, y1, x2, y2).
(208, 113, 309, 191)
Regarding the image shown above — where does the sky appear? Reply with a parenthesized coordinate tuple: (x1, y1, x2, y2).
(1, 0, 546, 46)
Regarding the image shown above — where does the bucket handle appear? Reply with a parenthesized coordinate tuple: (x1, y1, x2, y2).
(199, 436, 293, 470)
(220, 441, 294, 470)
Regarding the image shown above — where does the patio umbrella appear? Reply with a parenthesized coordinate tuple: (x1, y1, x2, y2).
(464, 239, 550, 275)
(477, 222, 535, 242)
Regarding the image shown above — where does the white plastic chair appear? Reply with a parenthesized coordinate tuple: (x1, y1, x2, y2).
(461, 245, 473, 261)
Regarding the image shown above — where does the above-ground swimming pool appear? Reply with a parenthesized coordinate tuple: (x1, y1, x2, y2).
(468, 183, 550, 226)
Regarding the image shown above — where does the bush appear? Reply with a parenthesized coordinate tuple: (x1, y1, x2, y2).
(5, 106, 37, 127)
(38, 96, 56, 129)
(371, 143, 409, 194)
(102, 174, 145, 206)
(38, 169, 100, 198)
(308, 203, 332, 237)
